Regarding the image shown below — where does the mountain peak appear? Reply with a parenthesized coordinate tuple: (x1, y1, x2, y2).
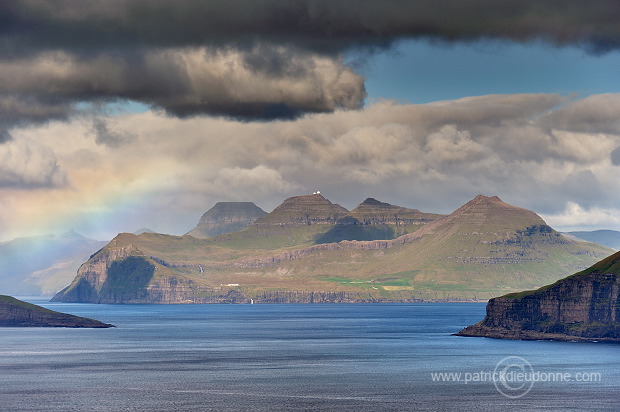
(346, 197, 442, 223)
(256, 194, 348, 225)
(360, 197, 384, 205)
(452, 194, 543, 224)
(60, 230, 86, 240)
(409, 194, 549, 243)
(187, 202, 267, 238)
(470, 194, 503, 204)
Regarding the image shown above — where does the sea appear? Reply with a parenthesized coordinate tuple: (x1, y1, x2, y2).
(1, 300, 618, 411)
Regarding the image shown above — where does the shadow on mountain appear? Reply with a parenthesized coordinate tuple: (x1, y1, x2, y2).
(314, 217, 396, 244)
(96, 257, 155, 302)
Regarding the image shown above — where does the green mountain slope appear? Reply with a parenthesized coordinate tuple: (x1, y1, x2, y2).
(53, 195, 613, 303)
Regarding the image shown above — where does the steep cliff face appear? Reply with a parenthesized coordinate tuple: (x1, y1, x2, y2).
(186, 202, 267, 238)
(52, 234, 159, 303)
(0, 295, 113, 327)
(457, 251, 620, 342)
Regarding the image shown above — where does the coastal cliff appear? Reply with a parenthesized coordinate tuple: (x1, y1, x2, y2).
(457, 250, 620, 342)
(0, 295, 113, 327)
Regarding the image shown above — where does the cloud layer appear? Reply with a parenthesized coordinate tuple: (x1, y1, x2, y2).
(1, 0, 620, 134)
(3, 93, 619, 239)
(4, 1, 620, 54)
(3, 2, 620, 238)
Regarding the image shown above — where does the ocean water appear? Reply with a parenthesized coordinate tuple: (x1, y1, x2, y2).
(1, 300, 618, 411)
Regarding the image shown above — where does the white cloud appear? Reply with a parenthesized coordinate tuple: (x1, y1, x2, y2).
(542, 202, 620, 231)
(4, 93, 620, 239)
(0, 138, 67, 188)
(211, 165, 300, 197)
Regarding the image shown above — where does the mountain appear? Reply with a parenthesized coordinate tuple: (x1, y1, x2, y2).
(315, 198, 444, 243)
(0, 232, 107, 296)
(186, 202, 267, 238)
(563, 230, 620, 250)
(457, 250, 620, 342)
(209, 194, 443, 250)
(134, 228, 156, 235)
(52, 195, 613, 304)
(0, 295, 113, 327)
(255, 194, 348, 225)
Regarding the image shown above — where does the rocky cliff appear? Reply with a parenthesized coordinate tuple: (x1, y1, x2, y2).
(0, 295, 113, 327)
(186, 202, 267, 238)
(457, 250, 620, 342)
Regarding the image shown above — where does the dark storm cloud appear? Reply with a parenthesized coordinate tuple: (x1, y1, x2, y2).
(1, 0, 620, 127)
(0, 47, 366, 121)
(0, 95, 75, 142)
(3, 0, 620, 55)
(92, 118, 136, 148)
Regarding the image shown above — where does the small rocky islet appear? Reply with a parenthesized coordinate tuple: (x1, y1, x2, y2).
(0, 295, 114, 328)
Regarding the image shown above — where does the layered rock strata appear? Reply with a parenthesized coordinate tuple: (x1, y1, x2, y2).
(457, 251, 620, 342)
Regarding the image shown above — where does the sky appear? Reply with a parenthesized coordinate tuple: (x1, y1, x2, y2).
(2, 0, 620, 241)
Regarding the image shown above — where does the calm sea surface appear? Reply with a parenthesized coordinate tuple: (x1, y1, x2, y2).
(1, 300, 618, 411)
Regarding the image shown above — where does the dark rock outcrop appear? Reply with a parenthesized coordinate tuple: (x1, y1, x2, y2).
(0, 295, 113, 327)
(187, 202, 267, 238)
(457, 250, 620, 342)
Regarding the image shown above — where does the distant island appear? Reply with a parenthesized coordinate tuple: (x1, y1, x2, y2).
(52, 194, 613, 304)
(457, 250, 620, 342)
(0, 295, 113, 328)
(563, 229, 620, 251)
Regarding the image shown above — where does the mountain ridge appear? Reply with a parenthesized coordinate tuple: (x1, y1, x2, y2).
(52, 194, 613, 304)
